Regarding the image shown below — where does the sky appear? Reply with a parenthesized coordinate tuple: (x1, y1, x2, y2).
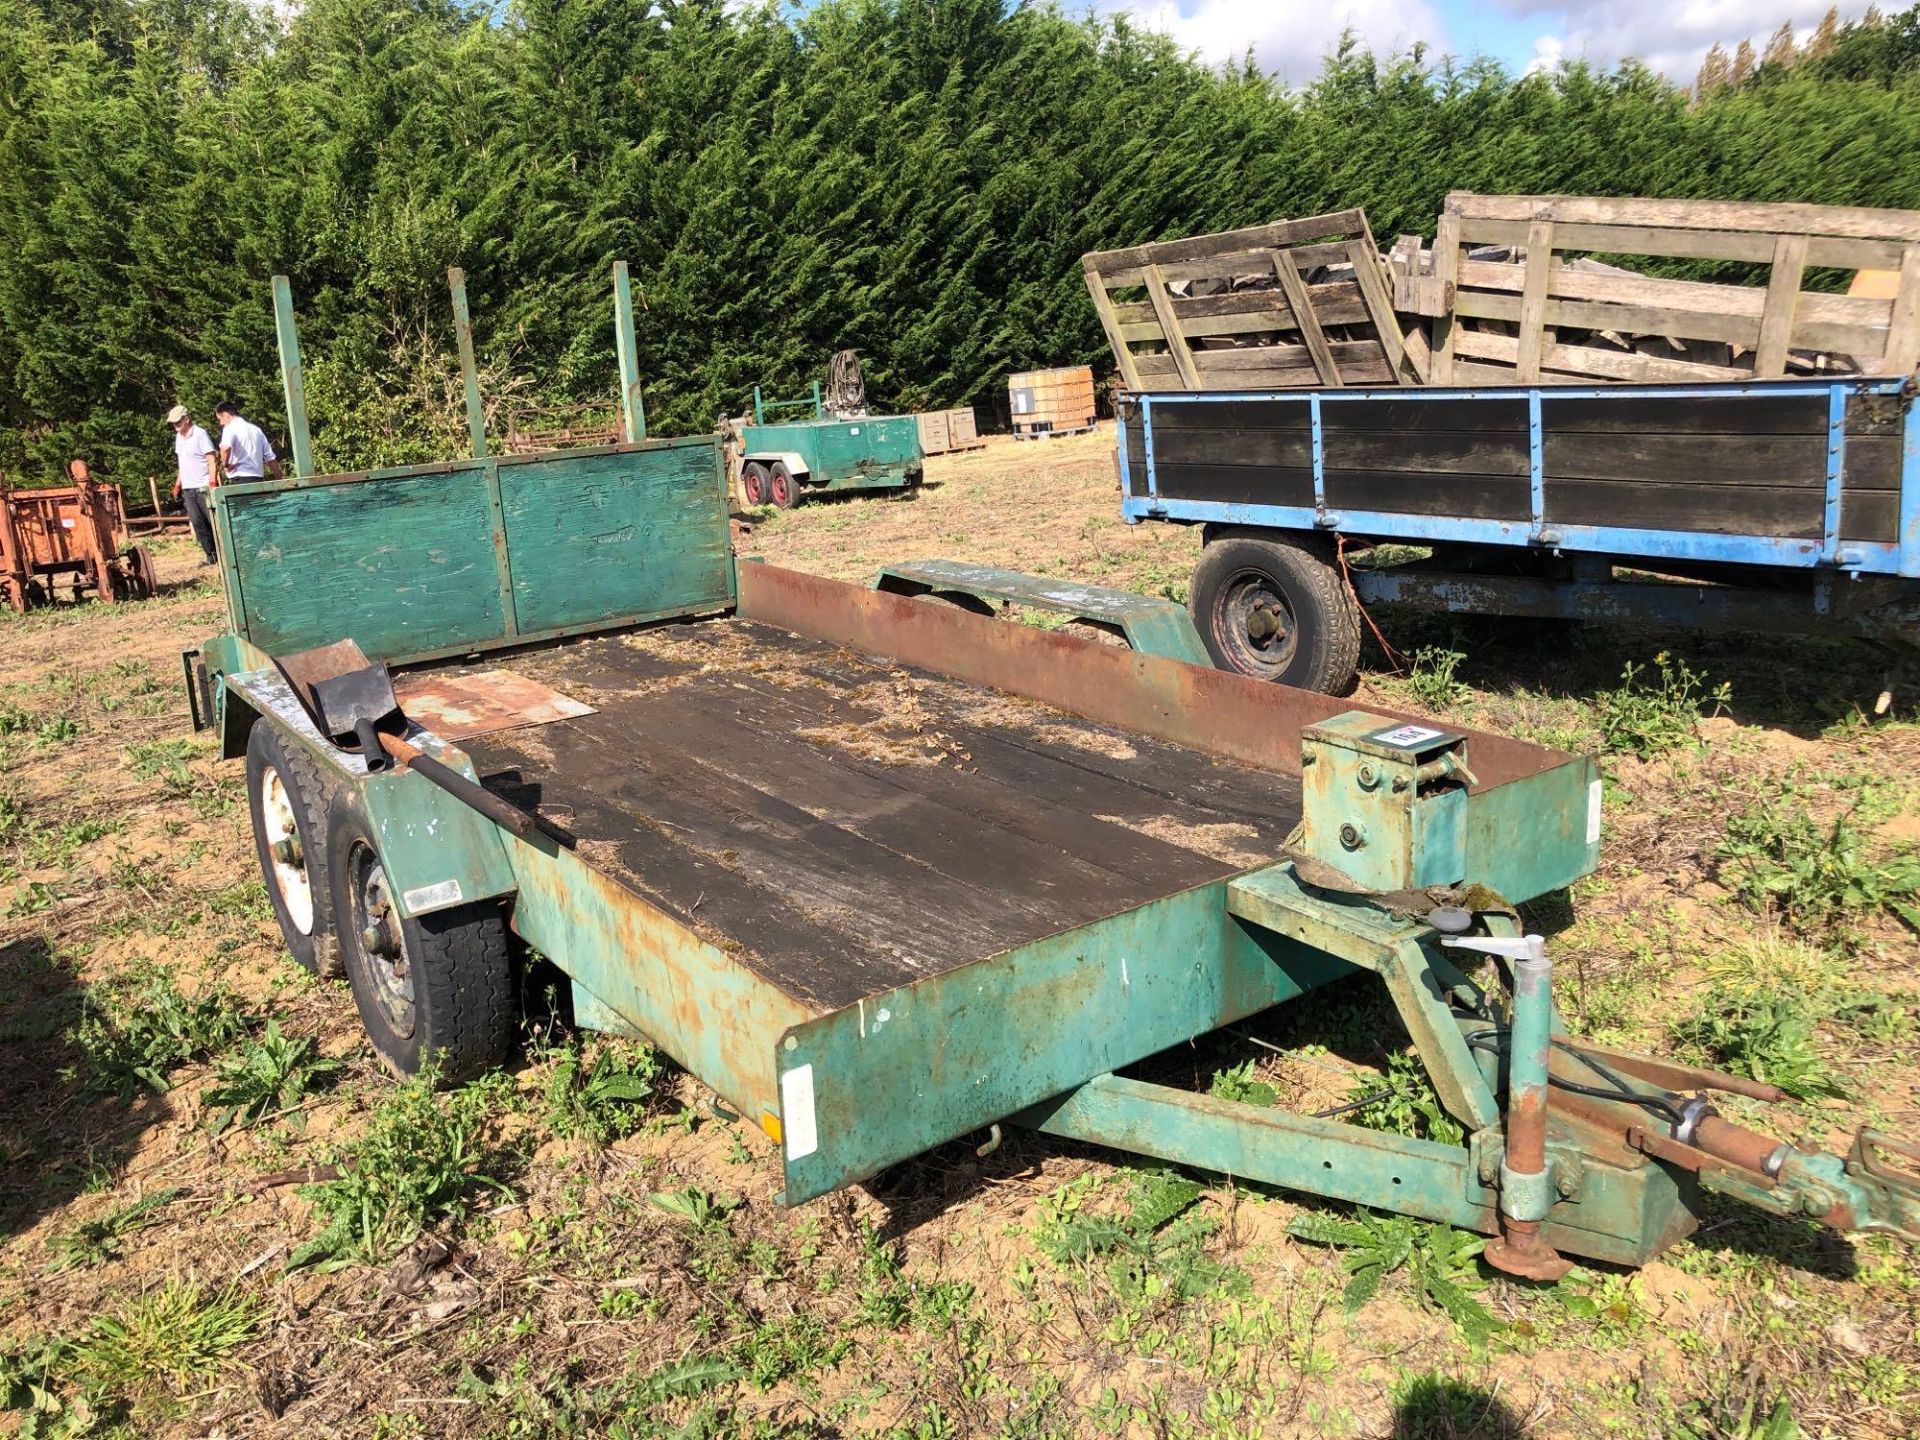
(1092, 2, 1881, 85)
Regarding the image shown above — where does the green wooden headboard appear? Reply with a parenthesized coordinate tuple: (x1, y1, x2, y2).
(211, 437, 733, 665)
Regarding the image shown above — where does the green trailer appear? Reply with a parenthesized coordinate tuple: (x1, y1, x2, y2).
(184, 266, 1918, 1279)
(738, 382, 922, 508)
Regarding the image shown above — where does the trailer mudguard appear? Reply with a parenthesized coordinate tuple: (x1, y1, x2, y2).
(740, 450, 811, 480)
(223, 668, 518, 920)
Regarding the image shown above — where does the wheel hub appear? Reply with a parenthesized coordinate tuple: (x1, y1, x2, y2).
(351, 849, 415, 1035)
(1213, 573, 1299, 676)
(261, 767, 314, 935)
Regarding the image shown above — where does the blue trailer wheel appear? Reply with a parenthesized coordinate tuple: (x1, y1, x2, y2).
(1191, 532, 1360, 694)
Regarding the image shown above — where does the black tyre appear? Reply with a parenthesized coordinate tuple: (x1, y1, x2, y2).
(328, 790, 513, 1082)
(246, 722, 342, 978)
(1190, 531, 1361, 693)
(128, 546, 157, 599)
(769, 461, 801, 508)
(741, 461, 771, 507)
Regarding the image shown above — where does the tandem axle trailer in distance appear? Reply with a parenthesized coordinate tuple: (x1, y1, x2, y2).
(183, 268, 1918, 1277)
(1114, 379, 1920, 693)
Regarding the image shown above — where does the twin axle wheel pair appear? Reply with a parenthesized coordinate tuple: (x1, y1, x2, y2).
(244, 723, 513, 1082)
(740, 460, 803, 508)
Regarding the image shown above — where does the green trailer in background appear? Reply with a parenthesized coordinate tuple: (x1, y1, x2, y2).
(738, 377, 923, 508)
(184, 263, 1919, 1285)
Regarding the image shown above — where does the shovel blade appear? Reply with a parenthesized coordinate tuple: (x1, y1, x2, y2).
(274, 638, 401, 746)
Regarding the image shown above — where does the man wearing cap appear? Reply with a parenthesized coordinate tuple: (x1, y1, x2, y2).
(214, 402, 281, 484)
(168, 404, 219, 566)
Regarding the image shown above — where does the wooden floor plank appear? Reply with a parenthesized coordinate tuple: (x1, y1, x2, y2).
(463, 621, 1305, 1013)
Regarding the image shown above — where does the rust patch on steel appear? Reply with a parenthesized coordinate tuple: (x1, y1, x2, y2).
(395, 668, 594, 741)
(1692, 1115, 1789, 1177)
(505, 830, 811, 1121)
(1554, 1035, 1788, 1103)
(736, 562, 1568, 789)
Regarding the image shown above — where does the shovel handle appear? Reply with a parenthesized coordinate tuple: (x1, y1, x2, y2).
(354, 717, 390, 774)
(375, 733, 538, 839)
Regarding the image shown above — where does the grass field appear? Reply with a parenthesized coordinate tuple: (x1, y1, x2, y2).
(0, 430, 1915, 1439)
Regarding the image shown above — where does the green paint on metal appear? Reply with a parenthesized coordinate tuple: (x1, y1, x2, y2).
(740, 414, 923, 497)
(1225, 865, 1502, 1133)
(1300, 712, 1470, 892)
(1018, 1073, 1695, 1267)
(871, 559, 1211, 665)
(500, 442, 731, 635)
(774, 880, 1358, 1205)
(482, 459, 519, 639)
(222, 464, 507, 660)
(612, 261, 647, 444)
(1463, 754, 1600, 903)
(271, 275, 314, 479)
(505, 830, 812, 1126)
(448, 267, 488, 460)
(214, 438, 732, 666)
(571, 983, 648, 1039)
(752, 384, 823, 424)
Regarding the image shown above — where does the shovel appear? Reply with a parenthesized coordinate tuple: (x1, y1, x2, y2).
(274, 639, 537, 839)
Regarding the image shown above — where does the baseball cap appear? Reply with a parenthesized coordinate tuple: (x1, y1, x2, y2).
(165, 404, 189, 425)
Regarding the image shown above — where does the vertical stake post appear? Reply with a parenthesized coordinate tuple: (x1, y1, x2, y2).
(272, 275, 314, 478)
(612, 260, 647, 444)
(449, 267, 487, 460)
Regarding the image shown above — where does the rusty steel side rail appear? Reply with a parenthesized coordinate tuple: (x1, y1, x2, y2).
(737, 561, 1571, 789)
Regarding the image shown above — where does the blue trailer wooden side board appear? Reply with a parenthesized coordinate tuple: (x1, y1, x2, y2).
(1116, 377, 1920, 690)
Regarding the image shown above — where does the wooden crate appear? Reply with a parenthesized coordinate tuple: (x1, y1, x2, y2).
(1009, 366, 1096, 436)
(1405, 192, 1920, 384)
(916, 407, 984, 455)
(1081, 211, 1423, 392)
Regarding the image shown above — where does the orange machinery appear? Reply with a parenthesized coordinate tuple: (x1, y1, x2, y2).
(0, 460, 157, 611)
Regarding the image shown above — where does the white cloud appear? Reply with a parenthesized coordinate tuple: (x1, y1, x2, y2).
(1098, 0, 1452, 81)
(1497, 2, 1879, 83)
(1522, 32, 1564, 75)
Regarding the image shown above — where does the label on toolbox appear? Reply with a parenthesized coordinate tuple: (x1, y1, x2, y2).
(1370, 723, 1447, 749)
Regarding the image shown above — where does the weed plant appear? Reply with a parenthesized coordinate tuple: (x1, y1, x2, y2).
(293, 1069, 510, 1268)
(1597, 652, 1730, 759)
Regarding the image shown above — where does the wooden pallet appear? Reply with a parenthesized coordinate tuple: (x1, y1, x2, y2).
(1401, 192, 1920, 385)
(1082, 211, 1424, 392)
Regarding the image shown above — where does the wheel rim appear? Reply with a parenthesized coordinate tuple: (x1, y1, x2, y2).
(772, 473, 791, 505)
(261, 766, 315, 935)
(1210, 569, 1299, 677)
(744, 469, 764, 504)
(345, 839, 415, 1037)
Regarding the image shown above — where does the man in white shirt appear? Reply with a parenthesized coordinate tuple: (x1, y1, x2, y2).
(214, 401, 282, 484)
(168, 404, 218, 566)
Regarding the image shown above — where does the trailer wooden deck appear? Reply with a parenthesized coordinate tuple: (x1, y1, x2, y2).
(462, 620, 1303, 1014)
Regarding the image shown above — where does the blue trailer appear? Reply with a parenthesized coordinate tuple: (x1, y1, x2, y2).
(1114, 377, 1920, 694)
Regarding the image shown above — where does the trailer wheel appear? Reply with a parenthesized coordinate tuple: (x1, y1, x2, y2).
(328, 792, 512, 1083)
(741, 462, 771, 507)
(127, 545, 157, 600)
(1190, 532, 1360, 693)
(246, 723, 342, 978)
(769, 462, 801, 509)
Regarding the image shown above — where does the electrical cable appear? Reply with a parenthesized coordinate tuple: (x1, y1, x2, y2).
(1311, 1090, 1394, 1120)
(1461, 1031, 1687, 1128)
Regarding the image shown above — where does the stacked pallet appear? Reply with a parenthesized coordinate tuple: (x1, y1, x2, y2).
(1009, 366, 1096, 438)
(1080, 211, 1423, 392)
(1085, 192, 1920, 392)
(1401, 192, 1920, 385)
(916, 407, 984, 454)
